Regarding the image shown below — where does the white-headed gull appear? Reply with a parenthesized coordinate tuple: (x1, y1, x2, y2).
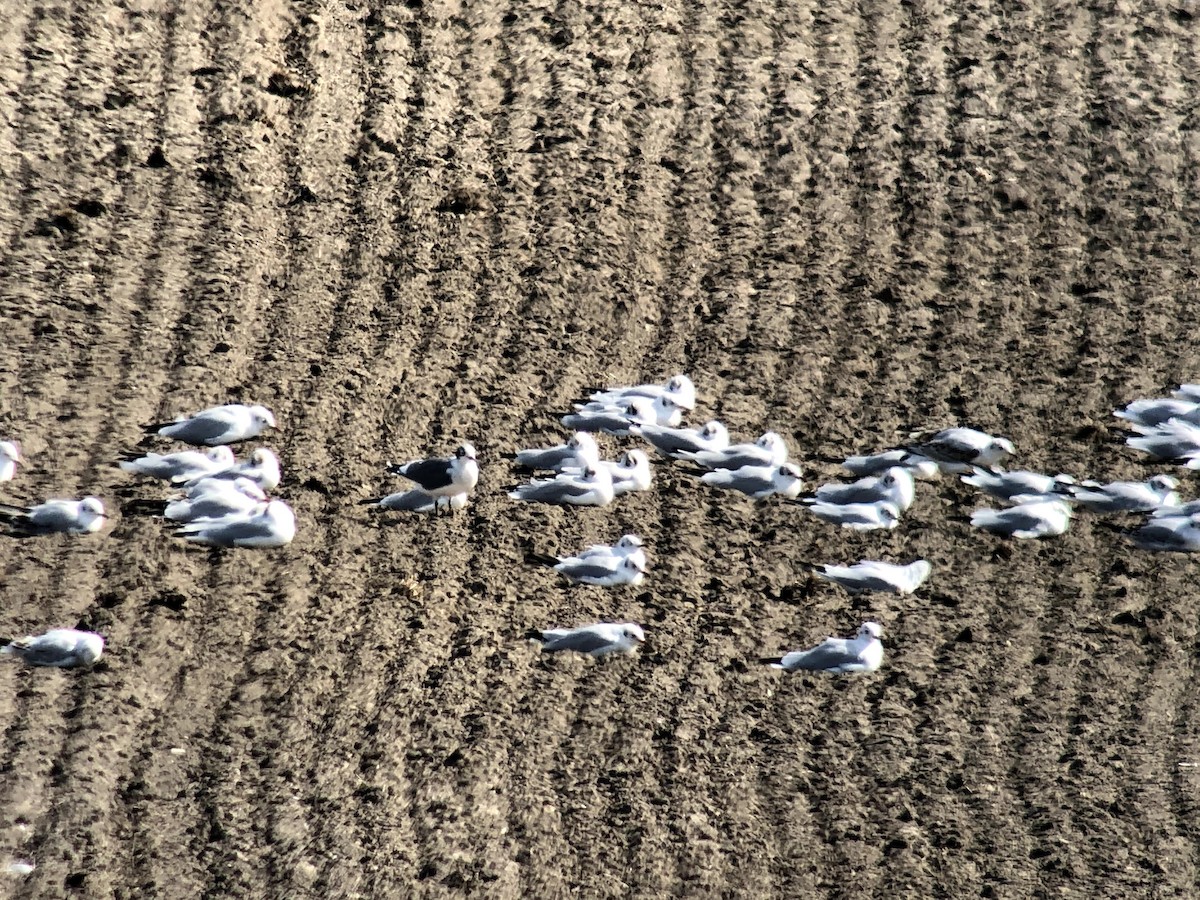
(510, 432, 600, 472)
(386, 443, 479, 498)
(179, 447, 282, 491)
(762, 622, 883, 674)
(1067, 474, 1179, 513)
(527, 622, 646, 656)
(700, 463, 804, 499)
(1114, 398, 1200, 428)
(805, 500, 901, 531)
(0, 497, 106, 534)
(902, 427, 1014, 473)
(0, 441, 21, 482)
(586, 374, 696, 411)
(1125, 512, 1200, 552)
(1125, 418, 1200, 461)
(679, 431, 788, 471)
(812, 466, 916, 512)
(143, 403, 277, 446)
(526, 553, 646, 586)
(119, 445, 235, 482)
(508, 465, 615, 507)
(360, 488, 469, 515)
(960, 467, 1076, 502)
(970, 496, 1072, 538)
(808, 559, 931, 595)
(175, 499, 296, 548)
(631, 419, 729, 459)
(837, 449, 941, 481)
(564, 449, 652, 496)
(1, 629, 104, 667)
(164, 477, 268, 522)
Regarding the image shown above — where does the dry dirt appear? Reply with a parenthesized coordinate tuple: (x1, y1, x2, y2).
(2, 0, 1200, 897)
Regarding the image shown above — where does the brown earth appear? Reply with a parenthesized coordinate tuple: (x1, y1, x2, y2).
(2, 0, 1200, 897)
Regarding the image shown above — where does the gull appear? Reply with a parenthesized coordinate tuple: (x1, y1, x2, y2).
(970, 496, 1072, 538)
(836, 449, 941, 481)
(180, 447, 282, 491)
(526, 622, 646, 656)
(1124, 512, 1200, 552)
(761, 622, 883, 674)
(1173, 384, 1200, 402)
(359, 488, 469, 515)
(1114, 398, 1200, 428)
(902, 427, 1015, 473)
(174, 499, 296, 548)
(1067, 475, 1179, 513)
(575, 533, 647, 564)
(574, 394, 684, 428)
(0, 497, 106, 534)
(525, 554, 647, 586)
(509, 432, 600, 472)
(119, 445, 235, 482)
(631, 420, 730, 459)
(1, 629, 104, 667)
(700, 463, 804, 500)
(0, 441, 20, 482)
(806, 559, 931, 595)
(143, 403, 277, 446)
(586, 373, 696, 410)
(960, 467, 1076, 502)
(508, 465, 615, 507)
(1151, 498, 1200, 519)
(805, 500, 901, 531)
(559, 399, 656, 436)
(164, 477, 268, 522)
(1125, 418, 1200, 461)
(811, 466, 916, 512)
(386, 443, 479, 499)
(678, 431, 788, 471)
(564, 450, 652, 496)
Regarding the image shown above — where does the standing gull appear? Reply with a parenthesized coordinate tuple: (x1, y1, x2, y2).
(387, 443, 479, 499)
(761, 622, 883, 674)
(143, 403, 277, 446)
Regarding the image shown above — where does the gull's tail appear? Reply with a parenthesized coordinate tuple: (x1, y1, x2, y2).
(524, 552, 561, 568)
(758, 656, 785, 668)
(524, 628, 546, 643)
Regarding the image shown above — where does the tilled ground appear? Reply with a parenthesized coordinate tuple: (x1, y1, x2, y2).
(2, 0, 1200, 897)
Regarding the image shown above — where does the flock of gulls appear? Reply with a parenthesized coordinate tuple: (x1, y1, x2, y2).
(3, 378, 1200, 673)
